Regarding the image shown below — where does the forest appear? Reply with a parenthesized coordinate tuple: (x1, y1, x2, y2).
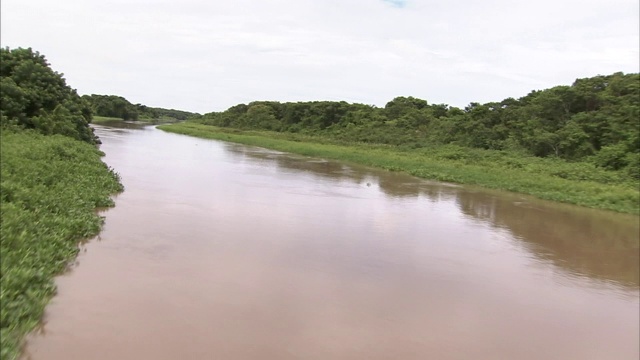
(194, 72, 639, 179)
(82, 94, 198, 121)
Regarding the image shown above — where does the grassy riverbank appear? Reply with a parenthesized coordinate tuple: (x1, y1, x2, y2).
(0, 131, 123, 360)
(159, 122, 639, 214)
(92, 116, 127, 123)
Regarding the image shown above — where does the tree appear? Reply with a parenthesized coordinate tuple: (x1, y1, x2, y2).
(0, 47, 96, 143)
(244, 104, 280, 130)
(384, 96, 428, 120)
(82, 94, 139, 120)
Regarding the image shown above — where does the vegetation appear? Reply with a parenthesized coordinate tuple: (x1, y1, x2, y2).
(82, 94, 198, 122)
(0, 132, 123, 359)
(161, 72, 639, 213)
(0, 47, 123, 360)
(159, 122, 639, 214)
(1, 46, 637, 358)
(194, 72, 639, 178)
(91, 115, 181, 125)
(1, 47, 96, 143)
(91, 115, 130, 123)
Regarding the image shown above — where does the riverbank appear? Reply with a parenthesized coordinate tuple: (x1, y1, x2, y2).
(92, 116, 181, 125)
(158, 122, 639, 214)
(0, 131, 123, 360)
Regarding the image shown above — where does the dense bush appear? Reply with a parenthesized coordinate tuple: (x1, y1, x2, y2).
(0, 132, 123, 360)
(0, 47, 96, 143)
(82, 94, 198, 121)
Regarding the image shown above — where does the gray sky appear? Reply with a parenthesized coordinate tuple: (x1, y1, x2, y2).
(2, 0, 638, 114)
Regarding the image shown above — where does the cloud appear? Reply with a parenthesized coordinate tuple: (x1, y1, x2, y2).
(1, 0, 638, 113)
(382, 0, 407, 8)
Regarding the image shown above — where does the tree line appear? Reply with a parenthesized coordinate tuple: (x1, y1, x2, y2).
(195, 72, 639, 177)
(2, 46, 637, 178)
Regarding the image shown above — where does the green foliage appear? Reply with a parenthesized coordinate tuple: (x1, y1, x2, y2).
(194, 72, 639, 184)
(0, 47, 124, 359)
(592, 143, 632, 170)
(384, 96, 429, 120)
(0, 47, 96, 143)
(82, 94, 139, 120)
(82, 94, 198, 121)
(625, 153, 640, 180)
(146, 107, 197, 121)
(178, 73, 640, 213)
(0, 132, 123, 360)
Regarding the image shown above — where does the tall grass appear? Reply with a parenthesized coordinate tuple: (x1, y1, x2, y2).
(0, 131, 123, 360)
(159, 123, 639, 214)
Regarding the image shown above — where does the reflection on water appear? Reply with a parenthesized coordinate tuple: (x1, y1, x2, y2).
(457, 192, 639, 289)
(224, 142, 640, 290)
(23, 125, 639, 360)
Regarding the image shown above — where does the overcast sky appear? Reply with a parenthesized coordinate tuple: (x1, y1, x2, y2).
(2, 0, 638, 114)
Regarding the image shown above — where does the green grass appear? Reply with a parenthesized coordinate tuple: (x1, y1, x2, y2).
(91, 116, 127, 124)
(0, 130, 123, 360)
(159, 122, 640, 214)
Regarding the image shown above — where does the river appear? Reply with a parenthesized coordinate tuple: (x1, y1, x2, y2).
(22, 123, 639, 360)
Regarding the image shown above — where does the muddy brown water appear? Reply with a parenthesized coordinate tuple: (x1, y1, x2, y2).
(22, 124, 639, 360)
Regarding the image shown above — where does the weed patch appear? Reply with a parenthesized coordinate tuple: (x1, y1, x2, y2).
(0, 131, 123, 360)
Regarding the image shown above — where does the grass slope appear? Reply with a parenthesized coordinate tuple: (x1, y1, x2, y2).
(0, 131, 123, 360)
(159, 122, 639, 214)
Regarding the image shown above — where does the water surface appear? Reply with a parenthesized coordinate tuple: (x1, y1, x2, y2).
(23, 124, 639, 360)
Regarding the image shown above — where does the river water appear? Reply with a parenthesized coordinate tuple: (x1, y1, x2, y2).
(22, 124, 639, 360)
